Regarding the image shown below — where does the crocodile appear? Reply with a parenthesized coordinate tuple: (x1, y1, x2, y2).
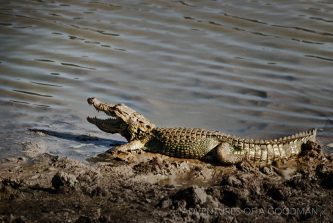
(87, 97, 317, 165)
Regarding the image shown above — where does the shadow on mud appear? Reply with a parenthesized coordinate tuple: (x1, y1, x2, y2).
(28, 128, 125, 147)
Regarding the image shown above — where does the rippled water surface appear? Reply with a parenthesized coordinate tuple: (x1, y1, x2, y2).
(1, 0, 332, 159)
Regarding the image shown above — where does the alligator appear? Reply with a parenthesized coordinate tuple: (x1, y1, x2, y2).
(87, 97, 317, 165)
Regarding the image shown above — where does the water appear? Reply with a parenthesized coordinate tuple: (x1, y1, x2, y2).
(1, 0, 332, 159)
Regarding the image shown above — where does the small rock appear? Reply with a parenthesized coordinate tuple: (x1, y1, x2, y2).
(52, 171, 78, 191)
(17, 157, 26, 162)
(169, 186, 208, 209)
(206, 195, 219, 208)
(221, 175, 242, 187)
(158, 198, 172, 209)
(326, 143, 333, 148)
(236, 161, 255, 172)
(260, 166, 273, 175)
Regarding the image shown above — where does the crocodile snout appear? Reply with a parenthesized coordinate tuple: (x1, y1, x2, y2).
(87, 97, 96, 105)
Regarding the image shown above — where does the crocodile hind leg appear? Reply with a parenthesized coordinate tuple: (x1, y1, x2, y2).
(216, 142, 244, 165)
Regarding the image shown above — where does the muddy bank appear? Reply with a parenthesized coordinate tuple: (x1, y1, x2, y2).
(0, 141, 332, 223)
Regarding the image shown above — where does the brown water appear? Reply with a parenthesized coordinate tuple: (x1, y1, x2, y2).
(0, 0, 332, 159)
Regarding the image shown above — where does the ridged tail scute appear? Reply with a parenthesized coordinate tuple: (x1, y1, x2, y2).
(240, 128, 317, 165)
(275, 128, 317, 144)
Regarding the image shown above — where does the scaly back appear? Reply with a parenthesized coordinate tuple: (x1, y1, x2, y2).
(147, 128, 316, 164)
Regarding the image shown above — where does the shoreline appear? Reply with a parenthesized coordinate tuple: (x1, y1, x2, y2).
(0, 141, 332, 222)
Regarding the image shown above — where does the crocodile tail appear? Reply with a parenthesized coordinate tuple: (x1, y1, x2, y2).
(282, 128, 317, 143)
(269, 128, 317, 163)
(239, 128, 317, 165)
(308, 128, 317, 142)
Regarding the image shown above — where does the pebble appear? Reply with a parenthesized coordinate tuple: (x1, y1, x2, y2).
(326, 143, 333, 148)
(52, 171, 78, 190)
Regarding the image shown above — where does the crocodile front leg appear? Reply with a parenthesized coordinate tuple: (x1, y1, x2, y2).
(216, 142, 244, 164)
(94, 140, 145, 162)
(106, 140, 145, 153)
(98, 140, 144, 161)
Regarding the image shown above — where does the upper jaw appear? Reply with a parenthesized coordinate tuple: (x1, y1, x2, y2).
(86, 116, 117, 124)
(87, 97, 109, 107)
(86, 115, 118, 124)
(87, 97, 101, 110)
(87, 97, 116, 114)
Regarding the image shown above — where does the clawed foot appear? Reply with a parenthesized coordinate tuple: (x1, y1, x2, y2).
(98, 147, 137, 163)
(95, 140, 145, 162)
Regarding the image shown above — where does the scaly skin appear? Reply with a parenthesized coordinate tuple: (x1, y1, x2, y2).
(87, 97, 317, 165)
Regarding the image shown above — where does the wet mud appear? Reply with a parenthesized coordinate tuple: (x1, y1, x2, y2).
(0, 141, 332, 222)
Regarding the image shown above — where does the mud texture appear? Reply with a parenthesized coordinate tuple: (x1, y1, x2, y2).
(0, 141, 332, 223)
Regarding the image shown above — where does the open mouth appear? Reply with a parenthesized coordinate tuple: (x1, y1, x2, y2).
(86, 113, 123, 134)
(87, 97, 121, 127)
(86, 116, 119, 125)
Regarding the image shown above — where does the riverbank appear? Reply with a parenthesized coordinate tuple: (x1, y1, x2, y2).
(0, 141, 332, 222)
